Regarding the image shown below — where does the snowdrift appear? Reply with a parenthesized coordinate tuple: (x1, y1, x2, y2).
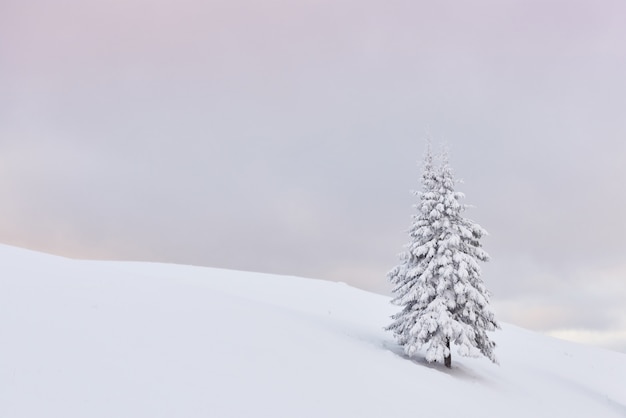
(0, 244, 624, 417)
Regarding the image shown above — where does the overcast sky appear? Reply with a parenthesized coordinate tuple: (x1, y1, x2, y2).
(2, 0, 625, 352)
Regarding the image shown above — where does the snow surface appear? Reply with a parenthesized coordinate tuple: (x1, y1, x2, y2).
(1, 244, 624, 417)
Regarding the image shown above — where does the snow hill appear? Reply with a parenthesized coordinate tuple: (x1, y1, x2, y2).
(1, 244, 624, 418)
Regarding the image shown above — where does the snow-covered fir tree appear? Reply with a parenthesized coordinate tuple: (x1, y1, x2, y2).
(387, 146, 499, 368)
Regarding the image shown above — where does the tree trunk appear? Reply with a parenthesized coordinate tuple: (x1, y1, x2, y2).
(444, 338, 451, 368)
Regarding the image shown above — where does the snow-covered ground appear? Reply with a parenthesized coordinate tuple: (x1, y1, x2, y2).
(0, 244, 624, 417)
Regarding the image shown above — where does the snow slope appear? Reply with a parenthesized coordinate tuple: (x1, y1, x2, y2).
(0, 244, 624, 417)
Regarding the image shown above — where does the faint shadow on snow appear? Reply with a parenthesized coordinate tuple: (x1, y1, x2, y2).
(381, 339, 494, 384)
(539, 369, 626, 416)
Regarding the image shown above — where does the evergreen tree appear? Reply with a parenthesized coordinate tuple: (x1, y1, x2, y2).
(387, 146, 499, 368)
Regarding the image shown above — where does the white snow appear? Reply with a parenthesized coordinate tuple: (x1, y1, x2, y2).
(0, 244, 624, 417)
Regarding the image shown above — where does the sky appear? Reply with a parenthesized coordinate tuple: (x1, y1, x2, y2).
(1, 0, 626, 352)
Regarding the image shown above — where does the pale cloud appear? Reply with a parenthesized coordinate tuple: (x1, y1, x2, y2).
(547, 329, 626, 353)
(492, 263, 626, 350)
